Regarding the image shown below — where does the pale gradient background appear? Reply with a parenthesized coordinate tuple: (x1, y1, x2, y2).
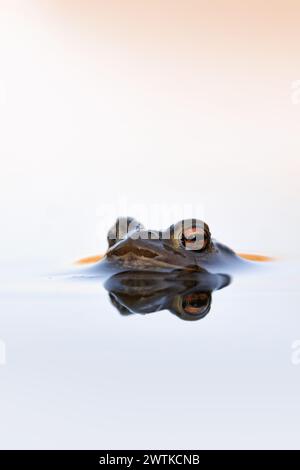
(0, 0, 300, 449)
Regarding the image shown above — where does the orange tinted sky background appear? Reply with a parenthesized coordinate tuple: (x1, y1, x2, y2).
(50, 1, 300, 53)
(1, 1, 300, 262)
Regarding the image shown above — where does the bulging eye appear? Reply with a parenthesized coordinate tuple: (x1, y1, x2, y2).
(172, 219, 211, 252)
(181, 226, 207, 251)
(107, 217, 144, 248)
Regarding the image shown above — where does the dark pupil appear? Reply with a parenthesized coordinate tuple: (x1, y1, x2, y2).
(181, 230, 206, 251)
(182, 293, 209, 313)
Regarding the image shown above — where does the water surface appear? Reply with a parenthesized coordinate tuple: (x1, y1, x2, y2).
(0, 259, 299, 449)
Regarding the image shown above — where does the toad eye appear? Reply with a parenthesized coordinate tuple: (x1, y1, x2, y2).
(172, 219, 211, 252)
(107, 217, 144, 248)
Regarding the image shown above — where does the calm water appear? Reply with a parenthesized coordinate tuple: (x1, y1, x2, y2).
(0, 259, 300, 449)
(2, 0, 300, 451)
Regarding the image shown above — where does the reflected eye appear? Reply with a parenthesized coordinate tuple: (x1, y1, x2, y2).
(172, 219, 211, 252)
(182, 293, 210, 315)
(172, 291, 212, 320)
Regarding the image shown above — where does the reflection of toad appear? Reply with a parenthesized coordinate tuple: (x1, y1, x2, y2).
(104, 270, 230, 321)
